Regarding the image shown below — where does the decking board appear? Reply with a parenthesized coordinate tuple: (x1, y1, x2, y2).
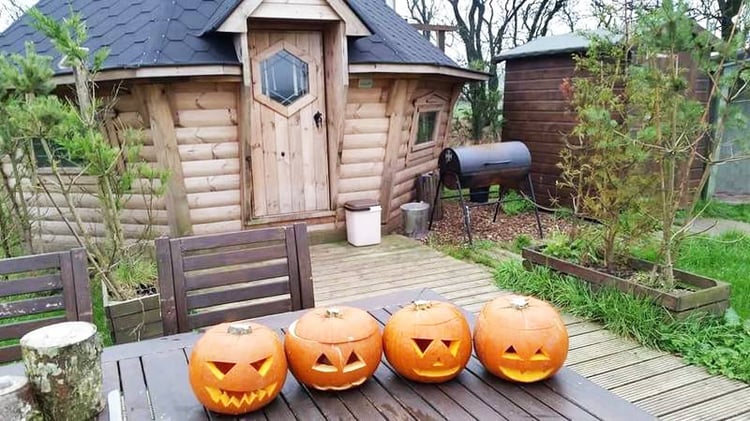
(309, 235, 748, 419)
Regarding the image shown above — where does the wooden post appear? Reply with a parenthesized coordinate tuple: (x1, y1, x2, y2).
(417, 171, 443, 220)
(21, 321, 103, 420)
(0, 376, 40, 420)
(325, 22, 347, 212)
(139, 84, 193, 237)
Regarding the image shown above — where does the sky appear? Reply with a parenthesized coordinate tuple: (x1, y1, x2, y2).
(0, 0, 36, 31)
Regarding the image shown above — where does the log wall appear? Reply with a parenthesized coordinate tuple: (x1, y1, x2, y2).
(20, 73, 463, 250)
(344, 76, 461, 227)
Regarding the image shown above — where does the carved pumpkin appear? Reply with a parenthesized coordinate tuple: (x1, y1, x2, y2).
(188, 322, 286, 415)
(284, 306, 382, 391)
(383, 300, 472, 383)
(474, 295, 568, 383)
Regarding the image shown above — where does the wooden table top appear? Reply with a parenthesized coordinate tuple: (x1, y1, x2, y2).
(0, 289, 655, 420)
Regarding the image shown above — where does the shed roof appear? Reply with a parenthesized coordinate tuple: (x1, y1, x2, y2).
(493, 30, 618, 63)
(0, 0, 475, 76)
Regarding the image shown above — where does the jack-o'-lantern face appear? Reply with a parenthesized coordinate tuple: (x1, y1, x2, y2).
(285, 307, 382, 391)
(383, 300, 472, 383)
(189, 323, 287, 415)
(474, 295, 568, 383)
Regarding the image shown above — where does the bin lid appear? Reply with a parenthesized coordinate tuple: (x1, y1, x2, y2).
(344, 199, 379, 211)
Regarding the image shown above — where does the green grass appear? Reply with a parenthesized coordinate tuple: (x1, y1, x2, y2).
(633, 231, 750, 319)
(696, 200, 750, 224)
(493, 260, 750, 382)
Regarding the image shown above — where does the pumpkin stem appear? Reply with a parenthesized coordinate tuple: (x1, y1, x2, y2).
(510, 296, 530, 309)
(413, 300, 432, 310)
(227, 323, 252, 335)
(325, 308, 342, 318)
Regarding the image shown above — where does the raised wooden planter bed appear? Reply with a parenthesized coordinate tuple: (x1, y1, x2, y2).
(102, 288, 163, 344)
(521, 246, 730, 318)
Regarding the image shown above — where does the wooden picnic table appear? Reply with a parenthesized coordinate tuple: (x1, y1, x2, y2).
(0, 289, 655, 420)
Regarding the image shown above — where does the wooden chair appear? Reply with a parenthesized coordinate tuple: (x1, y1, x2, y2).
(156, 223, 315, 335)
(0, 248, 92, 362)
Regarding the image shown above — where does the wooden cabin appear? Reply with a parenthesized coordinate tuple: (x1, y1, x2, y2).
(494, 32, 710, 207)
(0, 0, 486, 249)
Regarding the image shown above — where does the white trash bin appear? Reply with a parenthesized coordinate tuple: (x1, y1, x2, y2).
(344, 199, 382, 246)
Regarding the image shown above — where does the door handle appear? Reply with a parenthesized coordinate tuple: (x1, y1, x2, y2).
(314, 111, 323, 129)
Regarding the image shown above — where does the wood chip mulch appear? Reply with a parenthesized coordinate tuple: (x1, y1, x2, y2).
(417, 201, 574, 246)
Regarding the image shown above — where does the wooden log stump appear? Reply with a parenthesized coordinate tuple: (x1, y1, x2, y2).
(0, 375, 40, 420)
(20, 321, 104, 420)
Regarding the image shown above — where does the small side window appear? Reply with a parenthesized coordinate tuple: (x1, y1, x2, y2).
(33, 139, 81, 168)
(415, 111, 439, 145)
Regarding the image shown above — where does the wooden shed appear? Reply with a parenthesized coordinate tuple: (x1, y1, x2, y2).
(494, 32, 710, 207)
(0, 0, 486, 248)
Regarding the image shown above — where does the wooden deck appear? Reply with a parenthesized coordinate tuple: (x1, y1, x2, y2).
(311, 235, 750, 420)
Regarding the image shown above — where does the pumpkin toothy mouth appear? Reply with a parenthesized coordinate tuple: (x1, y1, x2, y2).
(204, 382, 278, 408)
(310, 376, 368, 391)
(497, 367, 554, 382)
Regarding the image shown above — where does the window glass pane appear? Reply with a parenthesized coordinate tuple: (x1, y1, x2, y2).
(33, 139, 80, 168)
(416, 111, 438, 145)
(261, 49, 309, 106)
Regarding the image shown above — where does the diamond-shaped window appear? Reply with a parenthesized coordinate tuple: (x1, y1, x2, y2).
(261, 49, 309, 106)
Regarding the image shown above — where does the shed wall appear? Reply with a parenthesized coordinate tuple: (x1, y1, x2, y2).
(502, 54, 711, 208)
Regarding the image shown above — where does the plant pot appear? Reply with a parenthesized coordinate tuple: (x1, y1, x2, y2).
(469, 186, 490, 203)
(521, 246, 731, 319)
(102, 283, 163, 344)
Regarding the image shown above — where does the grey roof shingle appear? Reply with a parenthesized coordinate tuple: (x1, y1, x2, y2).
(0, 0, 237, 73)
(493, 30, 621, 62)
(0, 0, 477, 75)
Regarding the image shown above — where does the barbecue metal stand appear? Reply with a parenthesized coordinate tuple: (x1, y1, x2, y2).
(428, 171, 543, 245)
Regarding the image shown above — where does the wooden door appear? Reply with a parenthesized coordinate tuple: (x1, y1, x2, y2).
(248, 30, 330, 218)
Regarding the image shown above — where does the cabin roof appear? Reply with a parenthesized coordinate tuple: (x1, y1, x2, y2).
(0, 0, 468, 75)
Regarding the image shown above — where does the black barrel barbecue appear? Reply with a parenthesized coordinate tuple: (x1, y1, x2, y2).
(429, 141, 543, 243)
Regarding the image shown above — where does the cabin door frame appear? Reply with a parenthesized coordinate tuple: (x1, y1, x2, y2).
(246, 28, 331, 220)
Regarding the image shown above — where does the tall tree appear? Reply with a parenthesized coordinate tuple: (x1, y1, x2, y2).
(444, 0, 570, 140)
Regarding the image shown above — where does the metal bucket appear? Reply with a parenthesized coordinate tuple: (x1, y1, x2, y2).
(401, 202, 430, 239)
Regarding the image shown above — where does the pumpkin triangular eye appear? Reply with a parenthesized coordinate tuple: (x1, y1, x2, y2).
(250, 356, 273, 376)
(502, 346, 522, 360)
(343, 352, 366, 373)
(412, 338, 433, 356)
(442, 340, 461, 357)
(313, 354, 337, 372)
(206, 361, 236, 379)
(531, 348, 550, 361)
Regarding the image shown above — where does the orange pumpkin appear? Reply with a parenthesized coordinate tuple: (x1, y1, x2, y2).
(285, 306, 382, 391)
(474, 295, 568, 383)
(188, 322, 287, 414)
(383, 300, 472, 383)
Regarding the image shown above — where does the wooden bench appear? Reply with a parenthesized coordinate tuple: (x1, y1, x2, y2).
(156, 223, 315, 335)
(0, 248, 92, 363)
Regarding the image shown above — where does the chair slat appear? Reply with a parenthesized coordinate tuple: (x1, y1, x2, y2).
(156, 237, 178, 336)
(70, 248, 93, 322)
(184, 262, 289, 291)
(0, 345, 21, 362)
(0, 252, 61, 275)
(178, 227, 286, 252)
(187, 298, 293, 330)
(182, 244, 288, 272)
(0, 295, 65, 318)
(186, 280, 290, 310)
(294, 223, 315, 309)
(0, 274, 62, 297)
(0, 315, 67, 341)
